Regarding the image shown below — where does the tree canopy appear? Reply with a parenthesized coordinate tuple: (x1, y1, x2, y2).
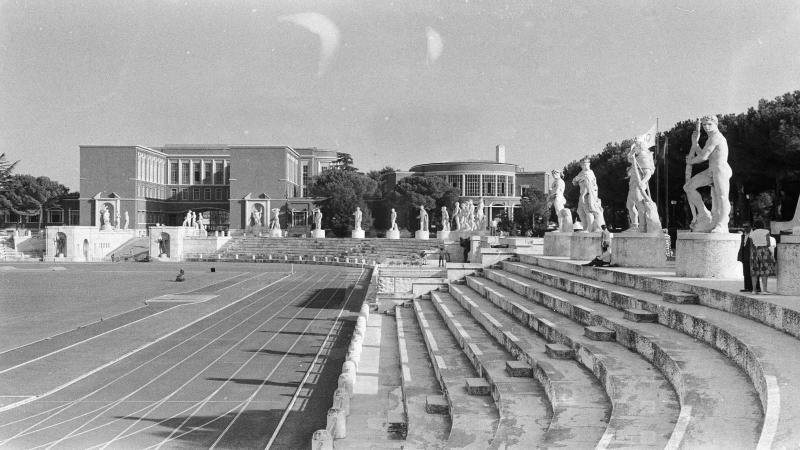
(0, 174, 70, 228)
(0, 153, 18, 192)
(308, 169, 378, 236)
(387, 175, 460, 231)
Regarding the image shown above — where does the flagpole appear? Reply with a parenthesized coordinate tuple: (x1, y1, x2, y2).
(665, 137, 669, 230)
(655, 117, 660, 225)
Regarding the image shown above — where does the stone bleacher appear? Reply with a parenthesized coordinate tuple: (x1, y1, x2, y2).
(329, 252, 800, 448)
(219, 237, 443, 264)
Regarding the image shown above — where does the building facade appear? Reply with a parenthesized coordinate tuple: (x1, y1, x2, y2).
(78, 145, 337, 231)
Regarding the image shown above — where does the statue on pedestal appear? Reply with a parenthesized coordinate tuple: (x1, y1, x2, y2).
(183, 210, 193, 227)
(353, 207, 363, 230)
(313, 207, 323, 230)
(269, 208, 281, 230)
(452, 202, 462, 231)
(100, 206, 110, 230)
(476, 198, 486, 230)
(251, 208, 262, 227)
(547, 169, 573, 232)
(441, 206, 450, 232)
(114, 210, 120, 230)
(626, 137, 661, 232)
(418, 206, 429, 232)
(124, 211, 129, 230)
(572, 157, 605, 232)
(684, 115, 732, 233)
(464, 201, 475, 231)
(390, 208, 398, 231)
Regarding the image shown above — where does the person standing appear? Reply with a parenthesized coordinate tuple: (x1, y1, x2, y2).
(749, 221, 776, 294)
(600, 224, 612, 252)
(737, 224, 759, 292)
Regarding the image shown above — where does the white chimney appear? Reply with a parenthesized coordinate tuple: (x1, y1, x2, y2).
(496, 145, 506, 163)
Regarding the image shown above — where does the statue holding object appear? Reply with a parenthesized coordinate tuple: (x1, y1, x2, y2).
(269, 208, 281, 231)
(683, 115, 731, 233)
(418, 206, 429, 232)
(452, 202, 462, 231)
(547, 169, 573, 232)
(572, 157, 605, 232)
(353, 207, 363, 231)
(626, 137, 661, 233)
(441, 206, 450, 231)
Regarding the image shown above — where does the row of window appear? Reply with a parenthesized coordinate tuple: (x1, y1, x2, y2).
(138, 152, 166, 184)
(168, 160, 230, 185)
(168, 187, 229, 201)
(447, 174, 514, 197)
(2, 210, 80, 225)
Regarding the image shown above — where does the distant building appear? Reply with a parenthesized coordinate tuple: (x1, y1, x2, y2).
(78, 145, 337, 230)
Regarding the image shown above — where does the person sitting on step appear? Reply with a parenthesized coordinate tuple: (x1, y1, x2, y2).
(175, 268, 185, 282)
(584, 242, 613, 267)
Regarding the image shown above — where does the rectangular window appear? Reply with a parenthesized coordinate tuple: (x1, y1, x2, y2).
(465, 174, 480, 196)
(181, 188, 188, 200)
(170, 162, 179, 184)
(193, 188, 200, 200)
(170, 188, 177, 199)
(484, 175, 495, 196)
(181, 162, 190, 184)
(302, 164, 309, 197)
(204, 188, 211, 200)
(447, 175, 463, 195)
(215, 188, 222, 200)
(69, 210, 80, 225)
(204, 162, 212, 184)
(214, 161, 224, 184)
(497, 176, 506, 196)
(49, 211, 62, 223)
(193, 162, 201, 184)
(225, 164, 230, 184)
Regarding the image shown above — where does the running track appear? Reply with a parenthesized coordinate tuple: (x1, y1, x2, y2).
(0, 264, 369, 449)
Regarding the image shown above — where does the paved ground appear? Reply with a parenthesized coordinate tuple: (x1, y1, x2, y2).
(0, 262, 369, 449)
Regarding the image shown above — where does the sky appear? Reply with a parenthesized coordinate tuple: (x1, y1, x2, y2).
(1, 0, 799, 190)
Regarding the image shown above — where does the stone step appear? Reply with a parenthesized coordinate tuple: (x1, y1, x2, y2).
(491, 263, 770, 448)
(505, 360, 533, 377)
(584, 325, 615, 341)
(394, 307, 450, 447)
(459, 275, 680, 448)
(465, 377, 491, 395)
(663, 291, 699, 304)
(623, 308, 659, 322)
(428, 291, 550, 448)
(411, 299, 498, 448)
(544, 343, 574, 359)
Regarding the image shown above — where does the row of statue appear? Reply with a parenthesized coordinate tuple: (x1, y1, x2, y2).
(249, 207, 284, 231)
(99, 205, 129, 230)
(547, 115, 731, 234)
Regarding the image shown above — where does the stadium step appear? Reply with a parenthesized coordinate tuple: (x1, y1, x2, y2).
(444, 284, 610, 448)
(394, 307, 451, 447)
(453, 276, 680, 448)
(411, 299, 499, 448)
(429, 290, 551, 448)
(496, 260, 780, 447)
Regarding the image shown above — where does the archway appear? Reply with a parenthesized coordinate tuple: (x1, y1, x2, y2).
(159, 232, 170, 257)
(83, 239, 89, 260)
(56, 232, 67, 257)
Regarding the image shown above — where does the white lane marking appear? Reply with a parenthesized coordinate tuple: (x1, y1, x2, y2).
(756, 375, 780, 450)
(264, 268, 366, 449)
(664, 405, 693, 450)
(594, 427, 614, 450)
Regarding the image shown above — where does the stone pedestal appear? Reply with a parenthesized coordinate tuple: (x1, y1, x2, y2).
(611, 232, 668, 267)
(676, 231, 740, 278)
(436, 230, 451, 241)
(415, 230, 430, 240)
(351, 229, 365, 239)
(312, 229, 325, 238)
(269, 228, 282, 238)
(543, 232, 572, 257)
(777, 235, 800, 295)
(386, 229, 400, 239)
(569, 232, 602, 261)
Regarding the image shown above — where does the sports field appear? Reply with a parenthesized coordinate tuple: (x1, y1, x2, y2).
(0, 262, 369, 449)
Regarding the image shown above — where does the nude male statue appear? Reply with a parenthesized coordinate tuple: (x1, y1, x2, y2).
(626, 137, 660, 232)
(441, 206, 450, 232)
(572, 157, 605, 232)
(683, 115, 731, 233)
(547, 169, 571, 232)
(390, 208, 398, 231)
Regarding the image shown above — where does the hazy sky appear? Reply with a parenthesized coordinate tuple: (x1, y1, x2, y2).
(2, 0, 799, 190)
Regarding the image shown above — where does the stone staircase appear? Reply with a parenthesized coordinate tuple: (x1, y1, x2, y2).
(0, 235, 39, 261)
(370, 252, 800, 449)
(218, 237, 442, 264)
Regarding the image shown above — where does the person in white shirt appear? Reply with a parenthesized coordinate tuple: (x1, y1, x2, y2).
(748, 221, 776, 294)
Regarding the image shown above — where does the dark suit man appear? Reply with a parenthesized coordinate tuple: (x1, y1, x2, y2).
(737, 225, 760, 292)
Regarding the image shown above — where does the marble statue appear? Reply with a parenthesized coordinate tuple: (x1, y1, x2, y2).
(313, 207, 322, 230)
(452, 202, 462, 231)
(441, 206, 450, 232)
(251, 208, 262, 227)
(464, 201, 475, 231)
(195, 212, 202, 229)
(418, 206, 429, 232)
(476, 198, 486, 230)
(390, 208, 398, 231)
(684, 115, 732, 233)
(124, 211, 129, 230)
(114, 210, 120, 230)
(100, 206, 110, 229)
(626, 137, 661, 232)
(183, 210, 193, 227)
(269, 208, 281, 230)
(55, 234, 66, 256)
(547, 169, 572, 232)
(572, 157, 605, 232)
(353, 207, 363, 230)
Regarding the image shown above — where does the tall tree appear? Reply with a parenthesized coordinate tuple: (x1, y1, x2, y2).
(0, 175, 70, 229)
(387, 176, 460, 231)
(0, 153, 18, 192)
(308, 169, 378, 236)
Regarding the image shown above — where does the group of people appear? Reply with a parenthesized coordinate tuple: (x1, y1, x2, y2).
(738, 222, 777, 294)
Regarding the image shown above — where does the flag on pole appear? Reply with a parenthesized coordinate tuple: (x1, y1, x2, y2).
(660, 137, 669, 161)
(638, 123, 657, 149)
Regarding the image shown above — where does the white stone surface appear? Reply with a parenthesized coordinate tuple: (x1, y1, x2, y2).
(543, 232, 572, 256)
(676, 231, 740, 278)
(777, 240, 800, 295)
(436, 230, 450, 240)
(415, 230, 430, 240)
(311, 229, 325, 238)
(351, 229, 365, 239)
(611, 232, 668, 267)
(569, 232, 603, 261)
(386, 229, 400, 240)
